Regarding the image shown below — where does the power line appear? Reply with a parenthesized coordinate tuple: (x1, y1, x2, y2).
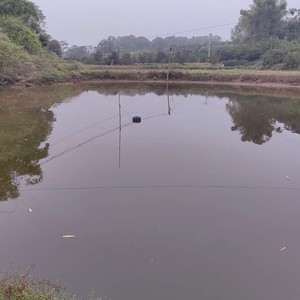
(143, 23, 235, 39)
(20, 184, 300, 193)
(92, 23, 235, 47)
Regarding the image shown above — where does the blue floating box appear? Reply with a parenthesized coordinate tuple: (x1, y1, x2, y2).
(132, 116, 141, 123)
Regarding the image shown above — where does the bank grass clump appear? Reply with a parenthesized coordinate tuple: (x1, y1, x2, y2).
(0, 30, 35, 84)
(0, 272, 69, 300)
(0, 17, 42, 54)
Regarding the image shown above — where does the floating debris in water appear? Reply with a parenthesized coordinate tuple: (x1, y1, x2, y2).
(280, 247, 287, 251)
(62, 235, 76, 238)
(286, 176, 290, 181)
(28, 208, 33, 213)
(150, 258, 154, 263)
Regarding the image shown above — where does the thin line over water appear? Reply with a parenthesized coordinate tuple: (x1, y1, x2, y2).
(20, 185, 300, 192)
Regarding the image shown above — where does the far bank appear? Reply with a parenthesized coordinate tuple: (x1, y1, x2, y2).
(3, 63, 300, 91)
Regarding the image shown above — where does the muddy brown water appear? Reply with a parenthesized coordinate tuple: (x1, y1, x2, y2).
(0, 83, 300, 300)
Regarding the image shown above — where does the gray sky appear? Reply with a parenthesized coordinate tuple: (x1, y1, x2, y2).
(31, 0, 298, 46)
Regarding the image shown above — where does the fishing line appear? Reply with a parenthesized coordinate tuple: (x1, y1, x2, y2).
(39, 123, 131, 166)
(39, 111, 170, 167)
(51, 114, 121, 147)
(20, 184, 300, 193)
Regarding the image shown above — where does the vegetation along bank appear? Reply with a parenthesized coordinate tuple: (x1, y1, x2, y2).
(0, 0, 299, 88)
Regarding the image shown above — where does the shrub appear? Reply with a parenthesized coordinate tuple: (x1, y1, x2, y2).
(283, 52, 300, 69)
(0, 17, 42, 54)
(0, 30, 33, 82)
(262, 49, 285, 66)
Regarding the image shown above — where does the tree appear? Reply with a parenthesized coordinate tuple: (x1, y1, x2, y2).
(59, 41, 69, 53)
(120, 52, 132, 65)
(0, 0, 45, 33)
(47, 39, 62, 56)
(232, 0, 288, 42)
(64, 45, 90, 60)
(92, 48, 103, 64)
(107, 51, 119, 65)
(154, 51, 169, 63)
(0, 17, 42, 54)
(98, 36, 118, 53)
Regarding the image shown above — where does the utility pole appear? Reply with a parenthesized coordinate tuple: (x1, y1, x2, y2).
(167, 83, 171, 115)
(118, 91, 122, 169)
(166, 47, 172, 81)
(208, 33, 212, 62)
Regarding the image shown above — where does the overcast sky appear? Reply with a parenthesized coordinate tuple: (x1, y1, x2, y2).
(31, 0, 298, 46)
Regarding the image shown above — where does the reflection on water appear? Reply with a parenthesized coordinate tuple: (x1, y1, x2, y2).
(227, 95, 300, 144)
(0, 86, 85, 201)
(0, 83, 300, 300)
(1, 84, 299, 201)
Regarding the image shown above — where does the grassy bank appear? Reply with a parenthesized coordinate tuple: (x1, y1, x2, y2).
(2, 62, 299, 88)
(79, 64, 300, 85)
(0, 273, 70, 300)
(16, 59, 300, 86)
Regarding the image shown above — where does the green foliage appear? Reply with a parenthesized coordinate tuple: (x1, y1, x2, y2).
(0, 29, 34, 83)
(283, 51, 300, 69)
(283, 19, 300, 41)
(64, 45, 90, 60)
(0, 17, 42, 54)
(120, 52, 132, 65)
(39, 31, 51, 47)
(0, 0, 45, 33)
(261, 39, 300, 68)
(0, 273, 70, 300)
(215, 43, 263, 62)
(95, 34, 221, 54)
(232, 0, 288, 42)
(47, 39, 62, 57)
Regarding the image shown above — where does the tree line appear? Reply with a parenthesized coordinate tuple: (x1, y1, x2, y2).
(0, 0, 299, 69)
(63, 0, 300, 69)
(63, 34, 222, 65)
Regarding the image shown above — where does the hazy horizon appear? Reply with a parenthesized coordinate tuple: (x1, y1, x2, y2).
(32, 0, 299, 46)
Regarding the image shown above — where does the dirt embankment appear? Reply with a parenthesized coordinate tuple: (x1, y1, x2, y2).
(2, 64, 300, 93)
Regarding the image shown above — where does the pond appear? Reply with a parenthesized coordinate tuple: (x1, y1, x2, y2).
(0, 83, 300, 300)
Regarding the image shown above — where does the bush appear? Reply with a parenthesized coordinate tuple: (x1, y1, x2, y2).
(0, 30, 33, 83)
(47, 39, 62, 57)
(0, 17, 42, 54)
(283, 52, 300, 69)
(262, 49, 285, 66)
(223, 59, 248, 67)
(215, 44, 263, 62)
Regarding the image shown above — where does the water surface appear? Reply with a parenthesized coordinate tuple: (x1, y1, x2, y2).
(0, 83, 300, 300)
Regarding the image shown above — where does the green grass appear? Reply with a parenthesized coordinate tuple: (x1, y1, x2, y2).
(0, 272, 105, 300)
(0, 273, 68, 300)
(1, 50, 300, 87)
(75, 64, 300, 85)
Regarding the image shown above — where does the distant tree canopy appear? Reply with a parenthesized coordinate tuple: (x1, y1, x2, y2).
(64, 45, 91, 60)
(95, 34, 222, 54)
(47, 39, 62, 57)
(232, 0, 288, 42)
(0, 0, 45, 33)
(64, 34, 222, 65)
(0, 16, 42, 54)
(0, 0, 66, 58)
